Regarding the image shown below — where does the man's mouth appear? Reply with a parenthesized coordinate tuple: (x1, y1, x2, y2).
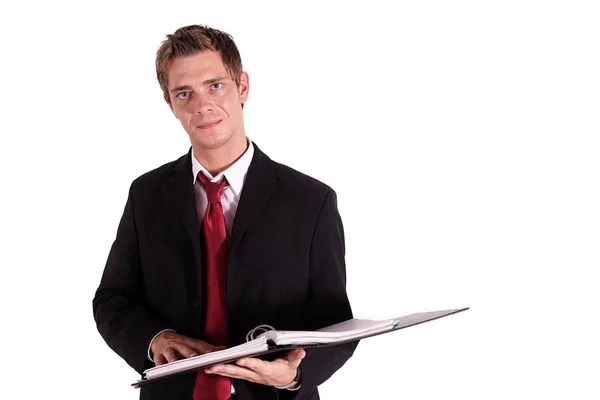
(197, 120, 222, 129)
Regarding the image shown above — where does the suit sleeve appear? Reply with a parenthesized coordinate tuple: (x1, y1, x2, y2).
(92, 183, 172, 375)
(281, 189, 359, 399)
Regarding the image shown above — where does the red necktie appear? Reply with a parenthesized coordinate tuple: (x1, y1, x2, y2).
(193, 172, 231, 400)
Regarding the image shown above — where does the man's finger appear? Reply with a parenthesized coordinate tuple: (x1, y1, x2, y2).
(187, 339, 226, 355)
(235, 357, 269, 372)
(278, 349, 304, 371)
(287, 349, 306, 362)
(280, 349, 305, 367)
(184, 337, 207, 349)
(155, 354, 167, 366)
(173, 343, 199, 359)
(208, 364, 261, 382)
(163, 347, 179, 363)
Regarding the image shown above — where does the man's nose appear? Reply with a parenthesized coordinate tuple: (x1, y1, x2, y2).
(189, 94, 214, 114)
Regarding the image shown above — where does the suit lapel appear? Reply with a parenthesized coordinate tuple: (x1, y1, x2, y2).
(166, 149, 204, 316)
(229, 142, 276, 253)
(226, 143, 276, 308)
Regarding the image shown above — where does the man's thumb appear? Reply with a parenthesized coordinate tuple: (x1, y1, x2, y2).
(289, 349, 306, 362)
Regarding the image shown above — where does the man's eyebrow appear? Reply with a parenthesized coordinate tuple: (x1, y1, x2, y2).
(204, 76, 228, 85)
(170, 85, 191, 93)
(169, 77, 228, 93)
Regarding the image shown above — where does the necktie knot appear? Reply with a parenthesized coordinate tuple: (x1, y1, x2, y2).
(197, 172, 228, 203)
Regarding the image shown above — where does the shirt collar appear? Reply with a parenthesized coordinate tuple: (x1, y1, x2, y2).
(191, 139, 254, 197)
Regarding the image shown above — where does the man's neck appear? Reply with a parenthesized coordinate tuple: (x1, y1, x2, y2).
(192, 135, 249, 177)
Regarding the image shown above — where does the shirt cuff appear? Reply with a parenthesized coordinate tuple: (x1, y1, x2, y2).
(147, 329, 175, 362)
(285, 381, 302, 391)
(275, 381, 301, 391)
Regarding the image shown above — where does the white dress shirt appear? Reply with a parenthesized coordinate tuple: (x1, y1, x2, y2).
(191, 139, 254, 234)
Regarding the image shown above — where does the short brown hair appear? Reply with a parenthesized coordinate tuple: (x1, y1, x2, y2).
(155, 24, 243, 101)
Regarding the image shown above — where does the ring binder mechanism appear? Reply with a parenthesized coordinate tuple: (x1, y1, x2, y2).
(245, 324, 275, 342)
(132, 307, 468, 389)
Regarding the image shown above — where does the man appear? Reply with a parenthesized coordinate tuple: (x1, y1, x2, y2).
(93, 24, 357, 400)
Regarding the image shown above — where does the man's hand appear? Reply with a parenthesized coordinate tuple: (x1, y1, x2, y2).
(151, 331, 226, 365)
(205, 349, 306, 388)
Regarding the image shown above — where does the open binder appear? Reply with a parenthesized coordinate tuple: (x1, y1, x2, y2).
(132, 307, 468, 388)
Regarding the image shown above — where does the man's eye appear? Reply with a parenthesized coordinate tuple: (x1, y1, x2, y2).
(177, 91, 189, 99)
(211, 83, 223, 90)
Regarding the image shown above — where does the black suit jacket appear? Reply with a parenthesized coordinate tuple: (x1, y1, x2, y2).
(93, 143, 358, 400)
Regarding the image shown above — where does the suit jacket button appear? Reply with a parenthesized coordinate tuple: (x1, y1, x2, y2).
(193, 300, 200, 309)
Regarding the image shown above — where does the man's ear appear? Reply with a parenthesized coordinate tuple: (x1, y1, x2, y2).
(239, 72, 249, 105)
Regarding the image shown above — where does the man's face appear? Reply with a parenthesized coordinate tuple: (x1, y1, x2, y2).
(166, 50, 249, 151)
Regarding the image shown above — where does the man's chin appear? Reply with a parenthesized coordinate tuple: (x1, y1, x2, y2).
(190, 133, 232, 151)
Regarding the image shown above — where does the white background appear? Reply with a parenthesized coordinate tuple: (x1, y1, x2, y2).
(1, 1, 599, 399)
